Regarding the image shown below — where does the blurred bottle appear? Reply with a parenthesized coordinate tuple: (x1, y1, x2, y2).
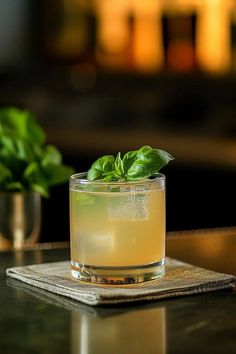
(94, 0, 133, 71)
(230, 4, 236, 72)
(40, 0, 235, 74)
(196, 0, 233, 74)
(42, 0, 95, 64)
(0, 0, 31, 69)
(163, 14, 196, 73)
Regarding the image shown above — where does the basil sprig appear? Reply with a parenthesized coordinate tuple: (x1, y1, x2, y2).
(0, 107, 74, 197)
(87, 146, 174, 181)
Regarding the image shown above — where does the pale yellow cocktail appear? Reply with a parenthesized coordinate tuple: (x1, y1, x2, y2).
(70, 173, 165, 284)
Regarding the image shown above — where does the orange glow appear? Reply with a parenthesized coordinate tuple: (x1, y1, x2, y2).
(95, 0, 130, 54)
(167, 40, 195, 72)
(132, 0, 164, 72)
(196, 0, 233, 73)
(89, 0, 234, 73)
(130, 0, 160, 15)
(95, 0, 164, 71)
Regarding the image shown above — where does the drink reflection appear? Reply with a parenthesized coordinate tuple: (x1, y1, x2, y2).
(71, 306, 166, 354)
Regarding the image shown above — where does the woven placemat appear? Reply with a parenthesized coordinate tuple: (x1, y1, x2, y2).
(6, 258, 236, 306)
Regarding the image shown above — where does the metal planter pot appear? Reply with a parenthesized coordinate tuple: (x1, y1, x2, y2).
(0, 192, 41, 250)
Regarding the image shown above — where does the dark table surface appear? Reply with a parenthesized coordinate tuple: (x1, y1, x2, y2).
(1, 228, 236, 354)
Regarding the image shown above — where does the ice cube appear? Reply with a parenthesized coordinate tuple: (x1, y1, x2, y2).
(80, 231, 115, 254)
(108, 192, 149, 220)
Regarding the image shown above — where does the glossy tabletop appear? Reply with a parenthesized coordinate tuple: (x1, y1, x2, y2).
(1, 228, 236, 354)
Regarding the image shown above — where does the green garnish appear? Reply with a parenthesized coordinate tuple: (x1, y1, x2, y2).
(0, 107, 74, 197)
(87, 145, 174, 181)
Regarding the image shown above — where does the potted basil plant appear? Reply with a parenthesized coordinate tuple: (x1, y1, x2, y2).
(0, 107, 74, 249)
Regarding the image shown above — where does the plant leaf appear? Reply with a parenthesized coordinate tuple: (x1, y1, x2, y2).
(23, 162, 41, 180)
(14, 138, 34, 162)
(122, 149, 139, 174)
(115, 152, 124, 176)
(0, 107, 74, 197)
(31, 184, 49, 198)
(42, 164, 74, 186)
(87, 155, 115, 181)
(0, 163, 12, 183)
(0, 135, 16, 155)
(23, 162, 48, 193)
(5, 182, 24, 191)
(41, 145, 62, 167)
(87, 146, 174, 182)
(127, 147, 174, 180)
(0, 107, 45, 145)
(103, 171, 123, 181)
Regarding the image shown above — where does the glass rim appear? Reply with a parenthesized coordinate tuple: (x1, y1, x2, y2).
(70, 172, 165, 186)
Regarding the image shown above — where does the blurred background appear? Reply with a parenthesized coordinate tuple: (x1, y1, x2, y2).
(1, 0, 236, 242)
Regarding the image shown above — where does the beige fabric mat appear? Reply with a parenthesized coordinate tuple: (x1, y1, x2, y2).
(6, 258, 236, 306)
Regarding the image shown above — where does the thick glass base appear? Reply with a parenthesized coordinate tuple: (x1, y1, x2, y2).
(71, 259, 165, 284)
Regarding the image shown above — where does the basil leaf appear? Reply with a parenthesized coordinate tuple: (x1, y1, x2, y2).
(5, 182, 24, 191)
(0, 163, 12, 183)
(0, 107, 74, 197)
(87, 155, 115, 181)
(23, 162, 47, 189)
(31, 184, 49, 198)
(0, 135, 16, 155)
(122, 150, 139, 174)
(14, 138, 35, 162)
(87, 145, 174, 182)
(43, 164, 74, 186)
(0, 107, 45, 145)
(115, 152, 124, 176)
(127, 148, 174, 180)
(23, 162, 41, 181)
(103, 171, 123, 181)
(122, 146, 157, 177)
(41, 145, 62, 167)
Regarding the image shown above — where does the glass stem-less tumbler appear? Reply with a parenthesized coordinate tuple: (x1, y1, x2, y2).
(70, 173, 165, 284)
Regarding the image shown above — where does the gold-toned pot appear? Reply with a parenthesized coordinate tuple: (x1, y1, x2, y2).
(0, 192, 41, 250)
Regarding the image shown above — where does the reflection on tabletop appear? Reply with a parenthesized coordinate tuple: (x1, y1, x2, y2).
(8, 277, 166, 354)
(71, 307, 166, 354)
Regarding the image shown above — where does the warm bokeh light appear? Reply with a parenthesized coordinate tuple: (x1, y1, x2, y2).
(93, 0, 236, 73)
(96, 0, 130, 54)
(40, 0, 236, 73)
(196, 0, 234, 73)
(167, 40, 195, 72)
(132, 0, 164, 72)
